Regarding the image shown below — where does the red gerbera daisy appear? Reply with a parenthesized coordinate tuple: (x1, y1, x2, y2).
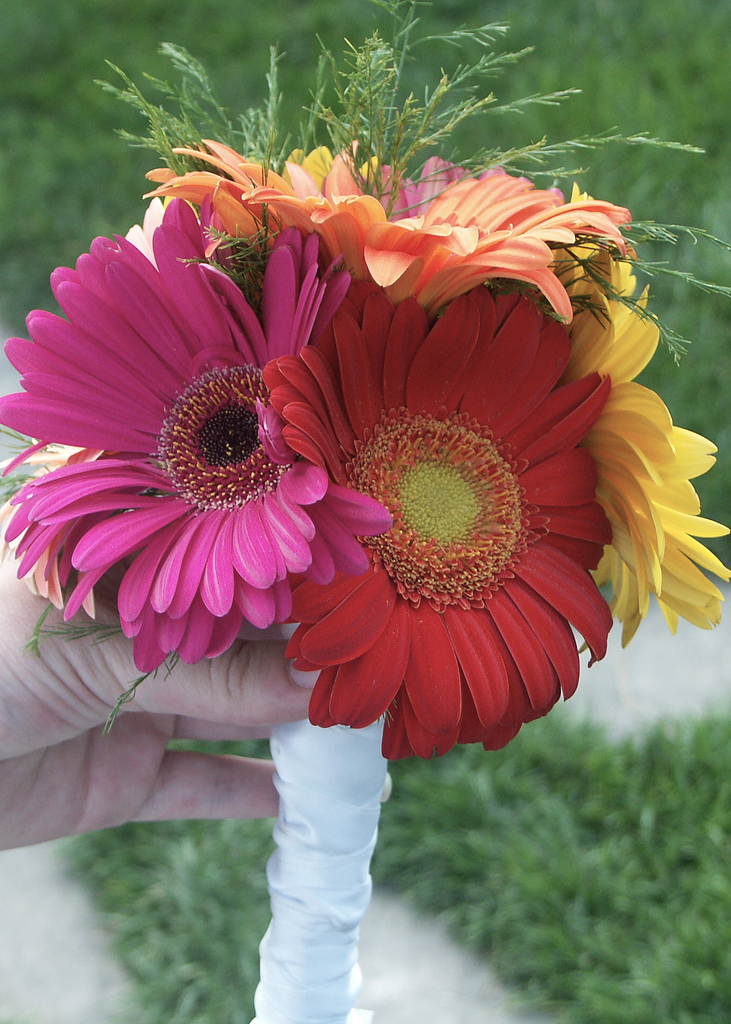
(0, 201, 391, 671)
(264, 282, 615, 758)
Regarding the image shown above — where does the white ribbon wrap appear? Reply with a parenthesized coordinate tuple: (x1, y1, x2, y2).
(251, 717, 387, 1024)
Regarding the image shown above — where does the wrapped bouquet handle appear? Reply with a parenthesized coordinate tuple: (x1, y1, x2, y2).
(251, 719, 387, 1024)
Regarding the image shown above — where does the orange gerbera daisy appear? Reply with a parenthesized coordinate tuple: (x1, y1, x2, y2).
(146, 142, 631, 320)
(557, 244, 730, 642)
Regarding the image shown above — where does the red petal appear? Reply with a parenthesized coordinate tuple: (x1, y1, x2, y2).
(291, 571, 364, 624)
(327, 597, 412, 727)
(307, 666, 339, 727)
(299, 567, 396, 665)
(519, 448, 598, 506)
(542, 531, 609, 570)
(460, 294, 540, 424)
(487, 588, 559, 711)
(543, 502, 613, 545)
(513, 543, 613, 663)
(382, 299, 429, 411)
(484, 318, 570, 436)
(361, 289, 394, 403)
(457, 684, 489, 745)
(501, 578, 581, 699)
(443, 605, 509, 729)
(299, 346, 355, 452)
(382, 689, 415, 759)
(314, 281, 384, 365)
(269, 352, 330, 419)
(281, 402, 347, 483)
(332, 311, 381, 437)
(504, 373, 610, 464)
(401, 686, 461, 758)
(406, 293, 479, 415)
(402, 603, 462, 734)
(482, 721, 523, 751)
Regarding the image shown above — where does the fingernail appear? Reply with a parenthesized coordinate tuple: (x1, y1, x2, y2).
(288, 662, 320, 690)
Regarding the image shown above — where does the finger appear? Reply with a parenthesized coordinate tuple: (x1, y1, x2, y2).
(132, 750, 280, 822)
(128, 639, 317, 730)
(172, 718, 276, 742)
(236, 621, 294, 642)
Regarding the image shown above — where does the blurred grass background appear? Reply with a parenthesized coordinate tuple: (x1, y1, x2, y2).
(2, 1, 731, 1022)
(67, 715, 731, 1024)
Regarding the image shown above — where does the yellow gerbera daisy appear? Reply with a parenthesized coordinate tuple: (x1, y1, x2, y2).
(558, 241, 730, 644)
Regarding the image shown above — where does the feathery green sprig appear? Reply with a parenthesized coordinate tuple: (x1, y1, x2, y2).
(97, 0, 730, 359)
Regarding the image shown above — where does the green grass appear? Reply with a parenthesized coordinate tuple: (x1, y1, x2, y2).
(67, 714, 731, 1024)
(68, 815, 275, 1024)
(376, 714, 731, 1023)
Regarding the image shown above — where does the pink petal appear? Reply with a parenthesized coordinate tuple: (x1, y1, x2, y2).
(176, 596, 215, 663)
(149, 514, 208, 614)
(72, 499, 188, 571)
(231, 502, 278, 589)
(128, 605, 168, 671)
(271, 485, 315, 543)
(261, 492, 313, 573)
(117, 517, 190, 623)
(198, 265, 269, 366)
(272, 578, 293, 622)
(308, 503, 371, 577)
(205, 605, 245, 658)
(0, 392, 154, 453)
(154, 610, 188, 654)
(304, 528, 336, 585)
(277, 461, 328, 506)
(319, 482, 393, 536)
(200, 512, 236, 617)
(153, 223, 239, 354)
(234, 577, 277, 629)
(262, 244, 298, 358)
(63, 565, 108, 620)
(166, 512, 221, 619)
(310, 268, 351, 346)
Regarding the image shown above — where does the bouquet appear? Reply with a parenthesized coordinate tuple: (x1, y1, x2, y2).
(1, 6, 729, 1021)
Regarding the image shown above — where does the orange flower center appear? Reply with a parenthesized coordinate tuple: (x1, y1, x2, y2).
(158, 366, 285, 510)
(348, 408, 530, 609)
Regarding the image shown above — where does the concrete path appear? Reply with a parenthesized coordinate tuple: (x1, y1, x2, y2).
(0, 333, 729, 1024)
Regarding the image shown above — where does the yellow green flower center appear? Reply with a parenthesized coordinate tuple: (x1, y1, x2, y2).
(348, 408, 531, 609)
(399, 463, 479, 545)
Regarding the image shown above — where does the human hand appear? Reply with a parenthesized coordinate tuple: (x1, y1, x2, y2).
(0, 560, 316, 850)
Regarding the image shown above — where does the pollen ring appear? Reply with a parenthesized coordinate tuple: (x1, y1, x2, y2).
(158, 365, 286, 510)
(348, 408, 530, 609)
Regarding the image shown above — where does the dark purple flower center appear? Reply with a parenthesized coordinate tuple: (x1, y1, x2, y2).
(198, 405, 260, 467)
(158, 365, 286, 510)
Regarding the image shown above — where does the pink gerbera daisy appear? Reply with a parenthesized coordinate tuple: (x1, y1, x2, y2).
(0, 200, 391, 670)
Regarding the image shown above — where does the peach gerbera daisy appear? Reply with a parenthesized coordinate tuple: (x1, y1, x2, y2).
(146, 142, 631, 320)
